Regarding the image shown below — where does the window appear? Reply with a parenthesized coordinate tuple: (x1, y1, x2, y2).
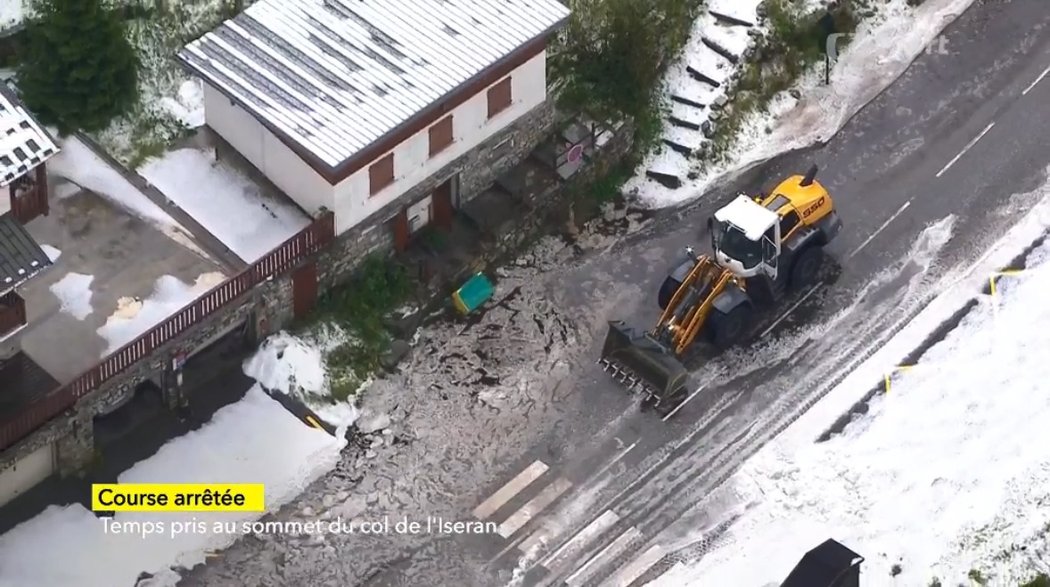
(369, 153, 395, 196)
(778, 209, 801, 238)
(429, 115, 454, 157)
(487, 77, 512, 119)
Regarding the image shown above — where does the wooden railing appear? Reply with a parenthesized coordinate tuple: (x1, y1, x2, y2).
(0, 212, 335, 451)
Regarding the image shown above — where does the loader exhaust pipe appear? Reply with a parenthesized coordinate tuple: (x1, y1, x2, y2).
(800, 164, 819, 187)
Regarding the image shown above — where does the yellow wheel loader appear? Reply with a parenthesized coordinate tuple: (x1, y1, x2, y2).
(599, 165, 843, 407)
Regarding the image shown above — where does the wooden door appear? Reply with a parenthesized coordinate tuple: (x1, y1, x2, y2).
(291, 262, 318, 320)
(392, 207, 410, 252)
(8, 166, 48, 224)
(432, 179, 454, 230)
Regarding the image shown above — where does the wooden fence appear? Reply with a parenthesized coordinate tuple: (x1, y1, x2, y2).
(0, 212, 335, 452)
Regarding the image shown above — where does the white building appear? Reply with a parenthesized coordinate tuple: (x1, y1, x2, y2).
(179, 0, 570, 251)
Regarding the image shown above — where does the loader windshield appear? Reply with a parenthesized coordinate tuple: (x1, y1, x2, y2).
(712, 219, 762, 269)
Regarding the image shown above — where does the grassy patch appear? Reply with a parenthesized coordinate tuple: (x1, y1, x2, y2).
(306, 255, 416, 401)
(91, 1, 237, 167)
(1021, 574, 1050, 587)
(700, 0, 864, 168)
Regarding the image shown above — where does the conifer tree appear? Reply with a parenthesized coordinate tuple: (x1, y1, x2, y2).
(17, 0, 138, 134)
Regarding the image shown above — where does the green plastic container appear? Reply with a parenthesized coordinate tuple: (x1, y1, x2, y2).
(453, 273, 494, 315)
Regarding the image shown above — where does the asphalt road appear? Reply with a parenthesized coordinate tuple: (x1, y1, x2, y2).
(180, 1, 1050, 585)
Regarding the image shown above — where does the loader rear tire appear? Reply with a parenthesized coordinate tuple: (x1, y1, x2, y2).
(708, 304, 753, 350)
(790, 246, 824, 290)
(658, 276, 681, 310)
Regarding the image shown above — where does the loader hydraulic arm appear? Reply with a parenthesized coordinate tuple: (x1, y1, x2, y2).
(653, 255, 735, 355)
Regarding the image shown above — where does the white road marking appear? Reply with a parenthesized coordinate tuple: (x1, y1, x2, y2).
(936, 122, 995, 178)
(473, 460, 549, 521)
(516, 441, 637, 555)
(592, 441, 639, 481)
(565, 526, 643, 586)
(1022, 64, 1050, 95)
(605, 544, 666, 587)
(759, 284, 823, 338)
(661, 385, 707, 421)
(540, 510, 621, 571)
(846, 200, 913, 259)
(497, 477, 573, 539)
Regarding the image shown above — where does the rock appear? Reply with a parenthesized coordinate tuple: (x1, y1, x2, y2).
(380, 339, 412, 371)
(712, 94, 730, 109)
(789, 89, 802, 100)
(301, 506, 315, 517)
(365, 449, 378, 459)
(370, 436, 385, 449)
(357, 412, 391, 434)
(365, 492, 380, 505)
(381, 428, 393, 436)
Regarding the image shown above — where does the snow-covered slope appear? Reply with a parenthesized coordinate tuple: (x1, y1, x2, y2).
(628, 0, 980, 209)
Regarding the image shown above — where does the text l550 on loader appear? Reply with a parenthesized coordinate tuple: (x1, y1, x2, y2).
(598, 165, 843, 407)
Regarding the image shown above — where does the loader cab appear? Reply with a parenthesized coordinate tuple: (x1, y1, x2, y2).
(709, 195, 781, 279)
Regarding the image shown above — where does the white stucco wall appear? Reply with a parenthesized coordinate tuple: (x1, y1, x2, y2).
(332, 50, 549, 234)
(201, 49, 547, 235)
(202, 83, 335, 216)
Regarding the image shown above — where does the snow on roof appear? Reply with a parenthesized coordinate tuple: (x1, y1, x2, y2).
(0, 85, 59, 187)
(0, 211, 53, 293)
(714, 194, 779, 240)
(178, 0, 570, 170)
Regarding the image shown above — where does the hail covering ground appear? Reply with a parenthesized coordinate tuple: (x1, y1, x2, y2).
(139, 147, 311, 263)
(627, 0, 981, 209)
(648, 184, 1050, 587)
(0, 86, 58, 187)
(0, 386, 345, 587)
(177, 0, 570, 169)
(49, 272, 95, 321)
(95, 272, 226, 356)
(0, 1, 23, 32)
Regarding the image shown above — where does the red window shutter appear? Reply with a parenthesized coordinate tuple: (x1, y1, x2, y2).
(429, 115, 454, 157)
(369, 153, 395, 196)
(487, 77, 512, 119)
(392, 208, 410, 252)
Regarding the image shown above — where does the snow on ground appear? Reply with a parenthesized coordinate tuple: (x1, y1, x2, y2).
(96, 272, 225, 355)
(49, 272, 94, 321)
(49, 137, 179, 228)
(40, 244, 61, 262)
(629, 0, 979, 209)
(140, 148, 311, 262)
(650, 182, 1050, 587)
(242, 326, 361, 430)
(0, 0, 23, 31)
(0, 386, 345, 587)
(160, 79, 205, 129)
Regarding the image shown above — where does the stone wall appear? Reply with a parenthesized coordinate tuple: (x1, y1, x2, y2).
(0, 276, 295, 476)
(317, 99, 556, 290)
(479, 119, 637, 263)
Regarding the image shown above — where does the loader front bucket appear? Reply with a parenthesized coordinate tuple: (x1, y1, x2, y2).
(598, 321, 690, 404)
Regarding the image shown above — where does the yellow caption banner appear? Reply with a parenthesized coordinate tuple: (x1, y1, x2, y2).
(91, 483, 265, 512)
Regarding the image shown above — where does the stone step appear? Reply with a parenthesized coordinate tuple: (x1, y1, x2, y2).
(709, 9, 755, 28)
(687, 65, 721, 88)
(702, 36, 739, 65)
(670, 94, 705, 109)
(668, 115, 702, 131)
(645, 170, 682, 189)
(663, 139, 693, 157)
